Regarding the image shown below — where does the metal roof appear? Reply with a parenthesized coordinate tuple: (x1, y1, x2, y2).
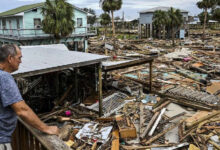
(140, 6, 188, 13)
(12, 44, 109, 78)
(0, 3, 44, 17)
(102, 58, 154, 72)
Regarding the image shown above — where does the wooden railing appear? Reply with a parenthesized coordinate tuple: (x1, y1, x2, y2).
(12, 118, 70, 150)
(12, 120, 47, 150)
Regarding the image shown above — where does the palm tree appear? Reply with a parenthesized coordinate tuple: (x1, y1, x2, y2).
(167, 7, 183, 47)
(42, 0, 75, 43)
(197, 0, 218, 41)
(99, 0, 122, 38)
(153, 10, 168, 39)
(100, 13, 111, 39)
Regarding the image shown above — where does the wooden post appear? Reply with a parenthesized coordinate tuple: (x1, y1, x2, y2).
(149, 61, 153, 93)
(75, 68, 78, 104)
(98, 63, 103, 117)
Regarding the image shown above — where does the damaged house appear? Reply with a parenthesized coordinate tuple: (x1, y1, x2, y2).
(0, 2, 96, 51)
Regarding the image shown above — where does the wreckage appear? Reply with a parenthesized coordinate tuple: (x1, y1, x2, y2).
(11, 32, 220, 150)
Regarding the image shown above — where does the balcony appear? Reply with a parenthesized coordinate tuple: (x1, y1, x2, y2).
(0, 27, 97, 40)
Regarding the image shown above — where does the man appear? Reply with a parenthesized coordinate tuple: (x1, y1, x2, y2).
(0, 45, 59, 149)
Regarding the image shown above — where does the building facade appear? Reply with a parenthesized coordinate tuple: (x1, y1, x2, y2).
(0, 2, 96, 51)
(138, 7, 189, 39)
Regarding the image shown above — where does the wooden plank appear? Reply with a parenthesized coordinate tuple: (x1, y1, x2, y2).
(98, 63, 103, 117)
(139, 103, 144, 132)
(153, 100, 170, 113)
(140, 111, 160, 139)
(121, 144, 174, 149)
(18, 118, 71, 150)
(111, 130, 120, 150)
(185, 111, 210, 127)
(186, 111, 220, 128)
(144, 120, 184, 145)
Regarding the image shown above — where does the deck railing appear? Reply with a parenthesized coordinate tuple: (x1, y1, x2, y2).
(12, 118, 70, 150)
(0, 27, 97, 38)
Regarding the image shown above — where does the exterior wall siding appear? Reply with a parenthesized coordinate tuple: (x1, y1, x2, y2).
(23, 8, 44, 36)
(0, 16, 23, 35)
(22, 7, 87, 36)
(139, 13, 154, 24)
(0, 5, 90, 50)
(73, 9, 87, 34)
(139, 12, 188, 24)
(0, 7, 87, 36)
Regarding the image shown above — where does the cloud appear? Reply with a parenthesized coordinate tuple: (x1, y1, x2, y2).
(17, 0, 42, 1)
(1, 0, 202, 20)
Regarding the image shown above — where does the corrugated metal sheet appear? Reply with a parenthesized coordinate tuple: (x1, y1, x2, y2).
(12, 44, 109, 77)
(139, 7, 188, 13)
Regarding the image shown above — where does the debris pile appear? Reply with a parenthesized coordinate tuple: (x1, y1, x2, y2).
(34, 32, 220, 149)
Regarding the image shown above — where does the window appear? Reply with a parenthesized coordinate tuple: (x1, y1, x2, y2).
(2, 19, 6, 29)
(32, 8, 37, 12)
(34, 18, 41, 28)
(16, 18, 20, 29)
(77, 18, 83, 27)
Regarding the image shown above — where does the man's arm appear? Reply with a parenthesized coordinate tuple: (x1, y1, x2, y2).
(11, 100, 59, 135)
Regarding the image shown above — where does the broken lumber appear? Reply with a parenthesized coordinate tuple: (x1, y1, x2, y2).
(187, 111, 220, 128)
(121, 144, 174, 150)
(148, 108, 166, 136)
(144, 120, 184, 145)
(116, 115, 137, 139)
(111, 130, 119, 150)
(140, 111, 160, 139)
(208, 140, 220, 150)
(152, 100, 170, 113)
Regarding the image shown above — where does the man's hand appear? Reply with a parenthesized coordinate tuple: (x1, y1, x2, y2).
(43, 126, 60, 135)
(11, 100, 60, 135)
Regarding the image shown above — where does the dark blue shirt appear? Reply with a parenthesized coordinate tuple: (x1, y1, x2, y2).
(0, 70, 23, 143)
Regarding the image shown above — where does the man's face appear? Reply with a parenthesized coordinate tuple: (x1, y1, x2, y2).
(8, 46, 22, 72)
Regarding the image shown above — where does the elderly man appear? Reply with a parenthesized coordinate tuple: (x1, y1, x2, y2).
(0, 45, 59, 150)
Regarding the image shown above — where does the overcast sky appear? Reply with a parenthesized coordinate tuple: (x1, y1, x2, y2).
(0, 0, 202, 20)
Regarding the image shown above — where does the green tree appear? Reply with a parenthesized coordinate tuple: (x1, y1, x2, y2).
(199, 12, 211, 24)
(100, 0, 123, 38)
(167, 8, 183, 47)
(197, 0, 218, 40)
(211, 8, 220, 22)
(42, 0, 75, 43)
(100, 13, 111, 38)
(153, 10, 168, 39)
(83, 8, 96, 26)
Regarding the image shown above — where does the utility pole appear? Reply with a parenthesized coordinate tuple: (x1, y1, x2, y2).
(122, 11, 125, 39)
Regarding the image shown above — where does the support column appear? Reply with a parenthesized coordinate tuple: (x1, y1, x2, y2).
(147, 24, 149, 38)
(74, 42, 78, 51)
(145, 24, 148, 38)
(138, 24, 142, 39)
(150, 23, 153, 38)
(98, 63, 103, 117)
(75, 68, 78, 103)
(55, 73, 60, 97)
(84, 39, 88, 53)
(149, 61, 153, 93)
